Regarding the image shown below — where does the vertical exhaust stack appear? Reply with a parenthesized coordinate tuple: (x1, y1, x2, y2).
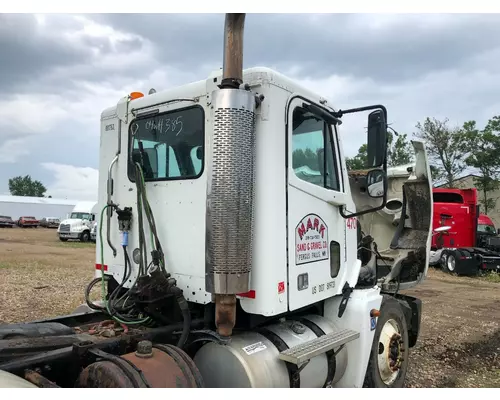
(205, 13, 256, 337)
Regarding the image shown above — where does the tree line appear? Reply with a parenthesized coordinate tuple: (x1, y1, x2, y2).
(345, 115, 500, 214)
(8, 175, 49, 198)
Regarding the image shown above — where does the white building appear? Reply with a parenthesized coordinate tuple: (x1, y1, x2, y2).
(0, 195, 87, 221)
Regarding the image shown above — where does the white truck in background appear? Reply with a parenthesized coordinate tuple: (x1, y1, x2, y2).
(90, 203, 99, 242)
(57, 201, 97, 242)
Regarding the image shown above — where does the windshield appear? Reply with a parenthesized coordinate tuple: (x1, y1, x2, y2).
(477, 223, 496, 234)
(70, 212, 91, 220)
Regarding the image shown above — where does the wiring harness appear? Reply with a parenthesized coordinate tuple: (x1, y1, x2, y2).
(85, 146, 191, 347)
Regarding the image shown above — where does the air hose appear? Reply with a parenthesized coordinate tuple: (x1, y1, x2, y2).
(86, 158, 191, 338)
(84, 204, 150, 325)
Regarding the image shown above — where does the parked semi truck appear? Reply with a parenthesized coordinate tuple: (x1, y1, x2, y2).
(57, 201, 97, 242)
(430, 187, 500, 275)
(0, 14, 434, 388)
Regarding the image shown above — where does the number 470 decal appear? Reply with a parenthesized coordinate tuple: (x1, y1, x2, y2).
(346, 217, 357, 230)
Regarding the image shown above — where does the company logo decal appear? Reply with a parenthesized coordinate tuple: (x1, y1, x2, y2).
(295, 214, 329, 265)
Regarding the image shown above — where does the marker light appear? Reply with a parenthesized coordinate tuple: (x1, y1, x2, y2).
(129, 92, 144, 100)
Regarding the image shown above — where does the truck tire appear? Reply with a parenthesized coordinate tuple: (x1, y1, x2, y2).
(363, 296, 409, 388)
(440, 250, 458, 274)
(80, 230, 90, 243)
(59, 237, 68, 242)
(444, 252, 457, 274)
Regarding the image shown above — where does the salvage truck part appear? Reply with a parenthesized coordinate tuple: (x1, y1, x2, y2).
(0, 13, 433, 388)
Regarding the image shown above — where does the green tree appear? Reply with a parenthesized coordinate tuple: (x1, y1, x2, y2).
(345, 131, 414, 170)
(8, 175, 47, 197)
(387, 131, 414, 167)
(462, 117, 500, 214)
(345, 144, 367, 170)
(414, 117, 466, 187)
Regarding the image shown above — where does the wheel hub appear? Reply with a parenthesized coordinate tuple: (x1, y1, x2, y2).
(377, 319, 405, 385)
(447, 255, 455, 271)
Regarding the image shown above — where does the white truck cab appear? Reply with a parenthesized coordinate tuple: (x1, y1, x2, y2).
(57, 201, 97, 242)
(0, 14, 434, 390)
(92, 63, 433, 387)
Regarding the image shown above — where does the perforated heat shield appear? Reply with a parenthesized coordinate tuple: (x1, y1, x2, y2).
(205, 88, 256, 294)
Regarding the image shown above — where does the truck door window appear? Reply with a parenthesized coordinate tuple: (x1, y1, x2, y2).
(292, 107, 340, 191)
(127, 105, 204, 182)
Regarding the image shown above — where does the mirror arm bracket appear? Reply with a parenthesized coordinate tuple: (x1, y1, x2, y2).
(332, 104, 388, 121)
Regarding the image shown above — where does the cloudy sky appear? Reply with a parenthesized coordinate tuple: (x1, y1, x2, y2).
(1, 13, 500, 200)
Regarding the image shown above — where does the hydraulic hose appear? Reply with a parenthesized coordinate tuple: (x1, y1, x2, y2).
(170, 287, 191, 349)
(94, 204, 151, 326)
(88, 150, 191, 333)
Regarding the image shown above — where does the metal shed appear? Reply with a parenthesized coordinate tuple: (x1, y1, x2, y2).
(0, 195, 88, 221)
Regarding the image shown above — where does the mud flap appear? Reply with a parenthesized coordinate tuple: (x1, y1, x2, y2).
(394, 294, 421, 348)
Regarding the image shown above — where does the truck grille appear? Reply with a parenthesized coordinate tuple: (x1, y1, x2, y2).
(60, 224, 70, 232)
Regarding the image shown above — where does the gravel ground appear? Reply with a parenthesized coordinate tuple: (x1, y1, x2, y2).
(403, 269, 500, 387)
(0, 227, 499, 387)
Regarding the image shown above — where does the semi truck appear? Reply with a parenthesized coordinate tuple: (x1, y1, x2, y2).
(57, 201, 98, 242)
(430, 187, 500, 275)
(0, 14, 434, 388)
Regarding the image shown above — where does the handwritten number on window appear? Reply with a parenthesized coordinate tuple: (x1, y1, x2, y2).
(144, 115, 184, 136)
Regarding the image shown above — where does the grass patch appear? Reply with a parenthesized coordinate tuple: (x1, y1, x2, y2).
(481, 272, 500, 283)
(58, 241, 96, 249)
(0, 260, 54, 270)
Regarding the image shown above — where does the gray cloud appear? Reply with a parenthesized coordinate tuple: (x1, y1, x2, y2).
(95, 13, 500, 83)
(0, 14, 152, 95)
(1, 13, 500, 198)
(0, 14, 89, 92)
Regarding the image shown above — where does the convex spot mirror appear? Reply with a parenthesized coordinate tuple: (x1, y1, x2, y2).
(366, 169, 386, 199)
(366, 109, 388, 169)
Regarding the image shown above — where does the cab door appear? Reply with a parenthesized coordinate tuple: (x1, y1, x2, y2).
(286, 97, 350, 311)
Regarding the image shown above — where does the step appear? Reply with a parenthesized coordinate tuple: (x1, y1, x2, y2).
(278, 329, 359, 366)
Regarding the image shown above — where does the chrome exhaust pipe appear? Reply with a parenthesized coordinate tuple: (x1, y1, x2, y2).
(206, 13, 256, 337)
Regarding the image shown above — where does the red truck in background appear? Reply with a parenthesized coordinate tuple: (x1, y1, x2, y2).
(429, 187, 500, 275)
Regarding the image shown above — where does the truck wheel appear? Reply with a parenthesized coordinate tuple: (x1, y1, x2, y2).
(442, 252, 458, 274)
(59, 237, 68, 242)
(363, 297, 409, 388)
(80, 231, 90, 243)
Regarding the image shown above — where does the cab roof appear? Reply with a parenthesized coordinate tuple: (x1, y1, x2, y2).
(101, 67, 336, 120)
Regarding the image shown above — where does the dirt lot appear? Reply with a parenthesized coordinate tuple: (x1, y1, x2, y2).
(0, 227, 95, 323)
(0, 228, 499, 387)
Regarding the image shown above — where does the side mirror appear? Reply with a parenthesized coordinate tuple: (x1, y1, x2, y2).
(497, 228, 500, 235)
(366, 169, 386, 198)
(366, 109, 388, 169)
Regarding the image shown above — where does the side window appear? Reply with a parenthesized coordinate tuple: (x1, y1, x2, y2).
(128, 106, 204, 182)
(292, 106, 340, 191)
